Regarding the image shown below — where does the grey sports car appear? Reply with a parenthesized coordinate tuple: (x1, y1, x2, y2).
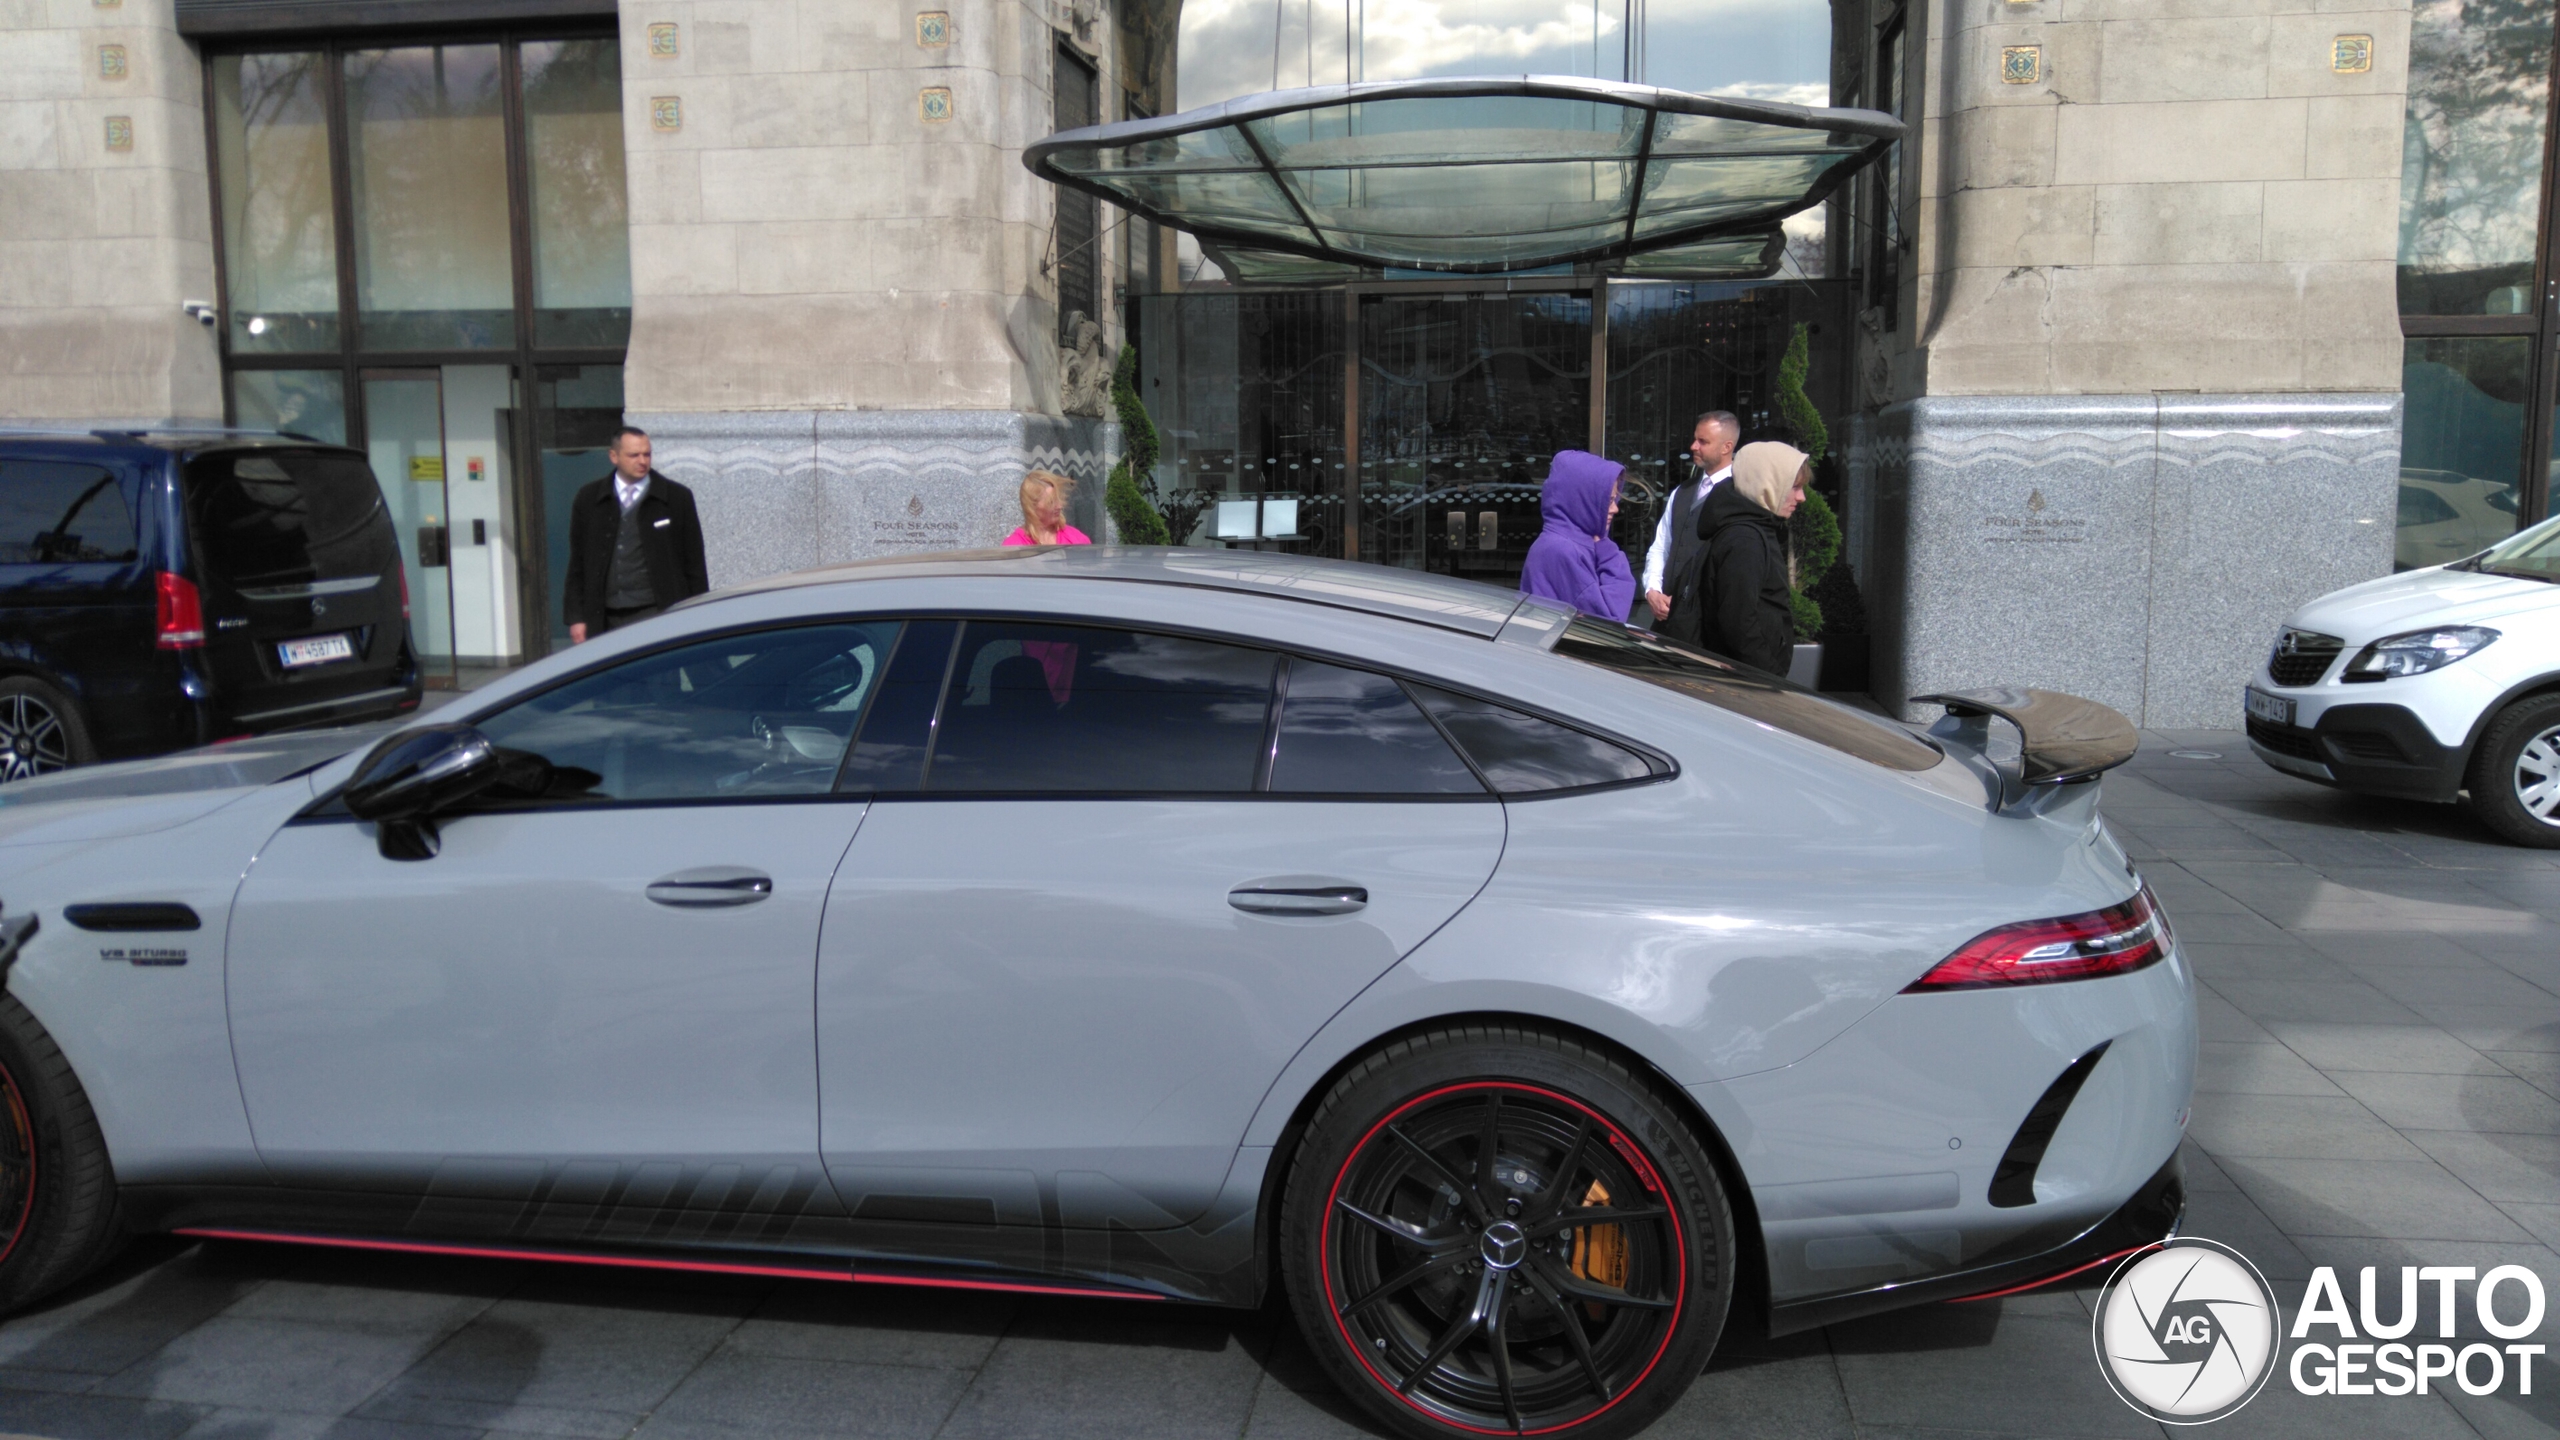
(0, 547, 2191, 1440)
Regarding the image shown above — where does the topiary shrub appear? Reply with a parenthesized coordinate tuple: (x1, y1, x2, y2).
(1774, 321, 1837, 638)
(1102, 344, 1170, 545)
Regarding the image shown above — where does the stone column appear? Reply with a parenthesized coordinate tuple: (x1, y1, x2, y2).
(617, 0, 1140, 584)
(1849, 0, 2409, 727)
(0, 0, 221, 426)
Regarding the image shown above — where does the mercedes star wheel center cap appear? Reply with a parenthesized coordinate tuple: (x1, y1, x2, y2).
(1479, 1220, 1528, 1271)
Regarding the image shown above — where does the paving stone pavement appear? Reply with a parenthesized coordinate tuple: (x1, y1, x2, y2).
(0, 729, 2556, 1439)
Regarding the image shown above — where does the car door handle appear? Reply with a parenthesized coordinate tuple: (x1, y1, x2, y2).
(646, 867, 774, 908)
(1228, 883, 1368, 916)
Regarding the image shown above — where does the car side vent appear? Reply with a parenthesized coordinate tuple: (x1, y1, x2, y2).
(1987, 1040, 2111, 1209)
(63, 903, 202, 933)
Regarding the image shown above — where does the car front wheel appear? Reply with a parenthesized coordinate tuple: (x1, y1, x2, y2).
(0, 993, 122, 1311)
(2468, 694, 2560, 849)
(1281, 1024, 1737, 1440)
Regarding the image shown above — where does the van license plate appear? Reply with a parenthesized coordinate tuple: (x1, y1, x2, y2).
(278, 633, 355, 668)
(2244, 687, 2293, 726)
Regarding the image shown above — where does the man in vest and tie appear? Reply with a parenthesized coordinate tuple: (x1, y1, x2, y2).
(1638, 410, 1739, 645)
(562, 427, 710, 643)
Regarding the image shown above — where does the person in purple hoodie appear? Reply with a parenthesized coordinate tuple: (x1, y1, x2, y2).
(1519, 449, 1637, 620)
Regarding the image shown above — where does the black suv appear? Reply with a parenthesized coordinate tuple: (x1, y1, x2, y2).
(0, 430, 420, 779)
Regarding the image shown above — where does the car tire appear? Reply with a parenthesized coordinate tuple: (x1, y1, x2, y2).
(0, 676, 95, 784)
(2466, 694, 2560, 849)
(1279, 1023, 1737, 1440)
(0, 992, 123, 1312)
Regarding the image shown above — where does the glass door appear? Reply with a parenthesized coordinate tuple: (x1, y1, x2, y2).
(1357, 291, 1593, 584)
(361, 369, 456, 688)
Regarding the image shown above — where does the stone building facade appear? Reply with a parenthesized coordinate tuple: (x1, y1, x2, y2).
(1834, 0, 2414, 726)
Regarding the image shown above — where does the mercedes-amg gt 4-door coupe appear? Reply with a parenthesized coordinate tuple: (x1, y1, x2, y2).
(0, 547, 2192, 1440)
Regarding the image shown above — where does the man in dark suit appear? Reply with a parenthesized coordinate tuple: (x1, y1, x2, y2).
(1639, 410, 1738, 643)
(562, 427, 710, 643)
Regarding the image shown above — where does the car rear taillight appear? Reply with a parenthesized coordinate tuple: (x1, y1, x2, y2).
(156, 571, 205, 649)
(1904, 887, 2168, 992)
(397, 566, 410, 620)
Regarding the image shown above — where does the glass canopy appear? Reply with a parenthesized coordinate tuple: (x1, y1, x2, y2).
(1027, 76, 1900, 278)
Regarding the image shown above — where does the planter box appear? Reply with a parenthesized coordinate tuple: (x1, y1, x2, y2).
(1787, 643, 1822, 688)
(1818, 634, 1870, 693)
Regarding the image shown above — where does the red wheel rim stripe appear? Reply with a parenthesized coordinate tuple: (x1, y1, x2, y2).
(1318, 1080, 1689, 1436)
(0, 1059, 35, 1269)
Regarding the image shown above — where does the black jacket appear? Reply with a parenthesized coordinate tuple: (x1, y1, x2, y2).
(561, 471, 710, 628)
(1691, 480, 1794, 675)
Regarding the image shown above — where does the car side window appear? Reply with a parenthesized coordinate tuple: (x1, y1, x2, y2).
(474, 622, 899, 802)
(922, 620, 1276, 793)
(0, 461, 138, 565)
(1267, 659, 1484, 795)
(1407, 682, 1656, 794)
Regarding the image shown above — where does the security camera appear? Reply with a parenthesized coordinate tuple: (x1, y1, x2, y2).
(181, 300, 217, 328)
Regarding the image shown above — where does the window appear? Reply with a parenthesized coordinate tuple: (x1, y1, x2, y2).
(1054, 44, 1101, 346)
(1407, 682, 1657, 793)
(0, 463, 137, 565)
(1553, 617, 1940, 773)
(922, 621, 1275, 793)
(1268, 659, 1483, 795)
(475, 622, 898, 802)
(183, 450, 389, 589)
(836, 619, 958, 793)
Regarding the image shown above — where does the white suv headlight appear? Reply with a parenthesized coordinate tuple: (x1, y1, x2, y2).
(2343, 626, 2500, 681)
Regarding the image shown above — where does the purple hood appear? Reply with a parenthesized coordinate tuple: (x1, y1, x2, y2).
(1519, 450, 1636, 620)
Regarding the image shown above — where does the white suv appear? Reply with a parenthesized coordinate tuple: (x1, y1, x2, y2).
(2245, 512, 2560, 847)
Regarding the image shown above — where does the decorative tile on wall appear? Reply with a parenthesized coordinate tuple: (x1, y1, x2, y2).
(648, 22, 679, 57)
(916, 11, 951, 47)
(919, 86, 954, 122)
(1999, 46, 2039, 84)
(650, 96, 682, 132)
(2331, 35, 2373, 73)
(103, 116, 132, 152)
(97, 44, 127, 79)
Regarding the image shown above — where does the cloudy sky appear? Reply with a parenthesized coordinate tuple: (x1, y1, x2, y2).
(1175, 0, 1832, 110)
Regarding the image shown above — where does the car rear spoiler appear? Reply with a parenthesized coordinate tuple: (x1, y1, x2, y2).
(1913, 687, 2138, 816)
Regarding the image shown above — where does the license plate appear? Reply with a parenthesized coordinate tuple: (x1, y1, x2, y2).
(278, 633, 355, 668)
(2244, 687, 2293, 726)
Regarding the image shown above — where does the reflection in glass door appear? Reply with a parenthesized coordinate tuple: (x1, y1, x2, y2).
(362, 371, 455, 687)
(1358, 292, 1592, 585)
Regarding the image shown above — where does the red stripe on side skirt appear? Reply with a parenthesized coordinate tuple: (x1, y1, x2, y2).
(171, 1227, 1161, 1301)
(1945, 1244, 2155, 1303)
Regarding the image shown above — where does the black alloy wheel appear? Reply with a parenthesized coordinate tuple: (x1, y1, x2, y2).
(0, 993, 122, 1311)
(1284, 1026, 1734, 1440)
(0, 678, 92, 784)
(0, 1060, 32, 1268)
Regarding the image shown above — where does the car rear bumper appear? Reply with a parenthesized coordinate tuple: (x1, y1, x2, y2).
(1765, 1151, 2184, 1334)
(227, 682, 420, 733)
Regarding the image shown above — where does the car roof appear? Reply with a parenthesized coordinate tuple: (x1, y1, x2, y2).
(706, 544, 1555, 640)
(0, 428, 352, 457)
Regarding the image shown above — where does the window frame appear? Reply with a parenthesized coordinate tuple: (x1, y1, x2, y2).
(303, 608, 1682, 814)
(830, 611, 1675, 804)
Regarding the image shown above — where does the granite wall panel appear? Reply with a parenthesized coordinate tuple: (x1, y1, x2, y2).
(637, 408, 1116, 589)
(1852, 392, 2398, 729)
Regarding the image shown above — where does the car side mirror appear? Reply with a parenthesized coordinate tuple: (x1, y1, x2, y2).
(342, 723, 504, 860)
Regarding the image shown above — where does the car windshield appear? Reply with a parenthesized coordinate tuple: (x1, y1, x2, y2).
(183, 448, 391, 590)
(1551, 618, 1943, 772)
(2468, 513, 2560, 582)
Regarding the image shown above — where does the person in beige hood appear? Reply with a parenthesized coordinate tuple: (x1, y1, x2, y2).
(1686, 440, 1810, 675)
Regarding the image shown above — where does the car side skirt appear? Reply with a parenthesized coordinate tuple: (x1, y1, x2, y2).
(117, 1179, 1266, 1308)
(1762, 1152, 2184, 1336)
